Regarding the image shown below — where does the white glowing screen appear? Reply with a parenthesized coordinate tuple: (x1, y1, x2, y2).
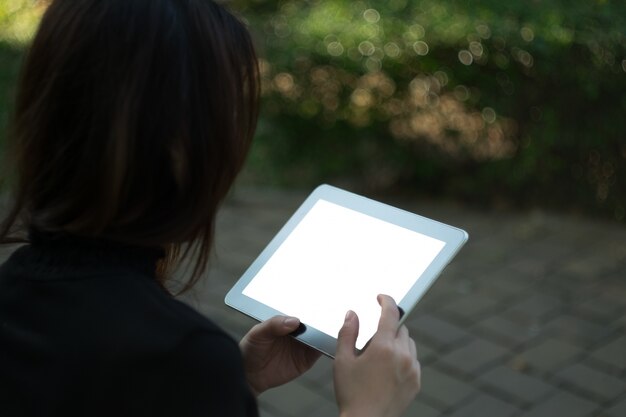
(242, 199, 446, 349)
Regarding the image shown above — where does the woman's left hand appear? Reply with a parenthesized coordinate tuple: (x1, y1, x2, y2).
(240, 316, 322, 396)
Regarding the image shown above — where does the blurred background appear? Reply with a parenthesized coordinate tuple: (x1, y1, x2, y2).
(1, 0, 625, 221)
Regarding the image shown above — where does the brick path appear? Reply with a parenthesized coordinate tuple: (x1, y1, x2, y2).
(185, 187, 626, 417)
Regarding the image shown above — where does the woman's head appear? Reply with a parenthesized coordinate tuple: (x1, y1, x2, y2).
(1, 0, 259, 288)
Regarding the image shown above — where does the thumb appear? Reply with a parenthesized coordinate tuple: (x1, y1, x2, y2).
(249, 316, 300, 341)
(336, 310, 359, 358)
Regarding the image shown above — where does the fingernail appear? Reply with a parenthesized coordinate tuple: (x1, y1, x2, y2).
(284, 317, 299, 327)
(345, 310, 354, 323)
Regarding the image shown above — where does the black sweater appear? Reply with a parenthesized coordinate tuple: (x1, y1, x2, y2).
(0, 235, 258, 417)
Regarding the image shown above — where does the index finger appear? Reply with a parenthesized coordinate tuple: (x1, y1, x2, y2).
(376, 294, 400, 337)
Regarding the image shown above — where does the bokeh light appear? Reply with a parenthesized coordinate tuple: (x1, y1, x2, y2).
(2, 0, 626, 220)
(0, 0, 46, 46)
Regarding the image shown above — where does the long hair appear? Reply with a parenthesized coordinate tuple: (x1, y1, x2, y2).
(0, 0, 260, 291)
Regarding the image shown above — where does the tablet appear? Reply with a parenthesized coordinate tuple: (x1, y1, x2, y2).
(225, 184, 468, 357)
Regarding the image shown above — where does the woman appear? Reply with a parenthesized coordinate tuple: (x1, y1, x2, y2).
(0, 1, 421, 416)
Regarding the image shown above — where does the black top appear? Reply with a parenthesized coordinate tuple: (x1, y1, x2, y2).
(0, 233, 258, 417)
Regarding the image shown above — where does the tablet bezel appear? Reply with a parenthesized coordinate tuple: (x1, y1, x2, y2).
(225, 184, 468, 358)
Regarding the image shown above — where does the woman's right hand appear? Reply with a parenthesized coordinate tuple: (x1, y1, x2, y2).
(333, 294, 421, 417)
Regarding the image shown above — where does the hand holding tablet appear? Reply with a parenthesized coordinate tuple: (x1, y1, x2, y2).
(226, 185, 468, 357)
(334, 295, 421, 417)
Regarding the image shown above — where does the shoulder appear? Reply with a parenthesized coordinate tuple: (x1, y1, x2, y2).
(112, 279, 234, 348)
(0, 242, 241, 365)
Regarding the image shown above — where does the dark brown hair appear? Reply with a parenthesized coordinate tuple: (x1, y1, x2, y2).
(0, 0, 259, 291)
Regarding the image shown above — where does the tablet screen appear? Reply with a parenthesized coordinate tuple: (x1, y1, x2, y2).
(242, 199, 446, 349)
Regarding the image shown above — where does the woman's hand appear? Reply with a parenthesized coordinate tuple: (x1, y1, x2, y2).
(240, 316, 322, 396)
(334, 295, 421, 417)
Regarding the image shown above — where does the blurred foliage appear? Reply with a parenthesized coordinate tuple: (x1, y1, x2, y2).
(1, 0, 625, 221)
(0, 0, 43, 46)
(234, 0, 626, 221)
(0, 0, 44, 163)
(0, 43, 22, 157)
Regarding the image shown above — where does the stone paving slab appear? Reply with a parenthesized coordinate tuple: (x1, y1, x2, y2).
(477, 365, 555, 405)
(447, 392, 521, 417)
(403, 400, 441, 417)
(472, 315, 540, 347)
(590, 335, 626, 371)
(519, 390, 599, 417)
(418, 367, 476, 410)
(555, 363, 626, 401)
(2, 186, 625, 416)
(607, 397, 626, 417)
(437, 338, 509, 375)
(515, 338, 585, 373)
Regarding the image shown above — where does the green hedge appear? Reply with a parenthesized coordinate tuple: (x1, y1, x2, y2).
(0, 0, 40, 167)
(1, 0, 625, 221)
(0, 43, 23, 165)
(236, 0, 626, 221)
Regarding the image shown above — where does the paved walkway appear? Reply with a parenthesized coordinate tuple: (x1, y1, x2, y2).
(185, 187, 626, 417)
